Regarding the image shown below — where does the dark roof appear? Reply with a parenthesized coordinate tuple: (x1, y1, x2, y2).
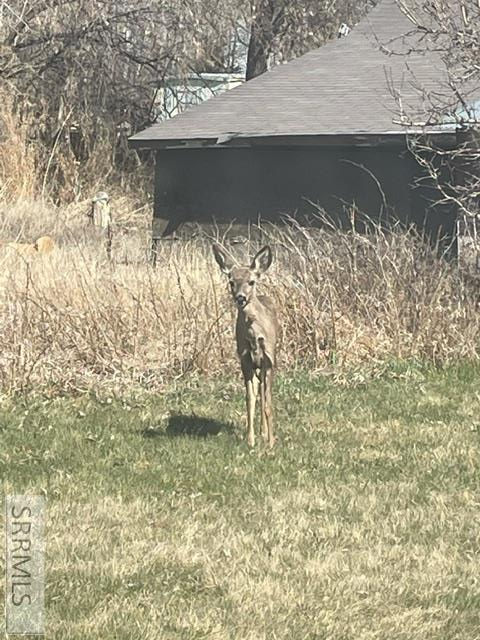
(129, 0, 468, 148)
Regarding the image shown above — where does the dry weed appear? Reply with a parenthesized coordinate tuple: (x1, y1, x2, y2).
(0, 199, 479, 395)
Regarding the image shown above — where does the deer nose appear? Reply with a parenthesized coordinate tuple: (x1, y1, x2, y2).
(235, 294, 247, 307)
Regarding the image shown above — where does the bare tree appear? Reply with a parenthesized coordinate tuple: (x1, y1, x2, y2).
(386, 1, 479, 225)
(245, 0, 377, 80)
(0, 0, 244, 195)
(1, 0, 379, 197)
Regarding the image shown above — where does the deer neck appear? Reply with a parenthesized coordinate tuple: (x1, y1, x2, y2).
(238, 294, 263, 323)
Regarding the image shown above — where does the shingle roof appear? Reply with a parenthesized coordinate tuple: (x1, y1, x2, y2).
(129, 0, 466, 147)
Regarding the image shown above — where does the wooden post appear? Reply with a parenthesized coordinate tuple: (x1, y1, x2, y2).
(151, 218, 166, 266)
(151, 237, 159, 267)
(91, 192, 111, 229)
(91, 192, 113, 260)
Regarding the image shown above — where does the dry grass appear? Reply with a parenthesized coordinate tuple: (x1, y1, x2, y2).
(0, 95, 41, 201)
(0, 197, 479, 396)
(1, 98, 479, 395)
(0, 92, 150, 204)
(3, 54, 480, 640)
(2, 366, 480, 638)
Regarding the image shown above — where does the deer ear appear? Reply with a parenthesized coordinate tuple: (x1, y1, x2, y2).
(251, 245, 272, 274)
(212, 243, 233, 275)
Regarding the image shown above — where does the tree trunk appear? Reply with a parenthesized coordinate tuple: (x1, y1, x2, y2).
(246, 1, 275, 80)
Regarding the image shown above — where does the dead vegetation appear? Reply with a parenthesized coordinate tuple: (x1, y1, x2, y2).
(0, 97, 478, 396)
(0, 195, 479, 396)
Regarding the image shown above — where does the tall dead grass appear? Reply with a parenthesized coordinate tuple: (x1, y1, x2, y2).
(0, 95, 41, 201)
(0, 200, 479, 396)
(0, 91, 150, 205)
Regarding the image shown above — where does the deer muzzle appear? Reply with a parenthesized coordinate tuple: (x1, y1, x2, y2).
(235, 294, 247, 308)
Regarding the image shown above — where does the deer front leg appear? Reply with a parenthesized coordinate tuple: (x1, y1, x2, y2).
(242, 358, 259, 447)
(245, 375, 259, 447)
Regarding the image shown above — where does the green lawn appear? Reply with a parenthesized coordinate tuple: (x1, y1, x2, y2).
(2, 363, 480, 639)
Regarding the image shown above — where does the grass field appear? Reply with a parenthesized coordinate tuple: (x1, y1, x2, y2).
(2, 361, 480, 639)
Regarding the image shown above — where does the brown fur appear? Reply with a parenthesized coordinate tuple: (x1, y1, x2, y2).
(213, 244, 279, 447)
(0, 235, 55, 257)
(35, 236, 55, 254)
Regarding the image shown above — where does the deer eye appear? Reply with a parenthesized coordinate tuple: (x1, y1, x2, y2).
(249, 280, 255, 286)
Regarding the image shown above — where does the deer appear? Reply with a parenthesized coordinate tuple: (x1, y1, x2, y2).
(0, 235, 55, 256)
(213, 243, 279, 448)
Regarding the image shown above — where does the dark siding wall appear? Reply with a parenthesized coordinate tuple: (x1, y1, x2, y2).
(154, 146, 455, 239)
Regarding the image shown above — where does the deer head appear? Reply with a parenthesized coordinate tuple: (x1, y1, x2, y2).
(212, 243, 273, 309)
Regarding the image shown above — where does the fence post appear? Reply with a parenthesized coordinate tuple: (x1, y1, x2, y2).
(91, 192, 113, 260)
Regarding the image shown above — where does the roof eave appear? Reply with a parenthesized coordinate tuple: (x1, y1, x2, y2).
(128, 131, 459, 150)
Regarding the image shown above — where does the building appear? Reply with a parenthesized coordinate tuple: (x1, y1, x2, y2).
(155, 73, 244, 121)
(129, 0, 478, 244)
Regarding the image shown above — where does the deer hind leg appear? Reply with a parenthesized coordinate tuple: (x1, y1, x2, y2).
(244, 366, 259, 448)
(260, 368, 268, 443)
(264, 367, 275, 448)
